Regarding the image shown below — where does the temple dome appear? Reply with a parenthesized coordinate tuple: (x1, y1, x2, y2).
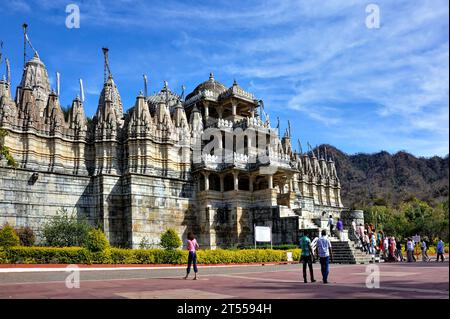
(185, 72, 227, 101)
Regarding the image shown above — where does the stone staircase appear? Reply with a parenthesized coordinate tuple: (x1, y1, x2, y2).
(281, 205, 372, 264)
(329, 239, 373, 264)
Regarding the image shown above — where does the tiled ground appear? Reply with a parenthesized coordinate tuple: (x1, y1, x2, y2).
(0, 262, 447, 299)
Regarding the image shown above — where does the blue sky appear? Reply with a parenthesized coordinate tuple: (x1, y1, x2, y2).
(0, 0, 448, 157)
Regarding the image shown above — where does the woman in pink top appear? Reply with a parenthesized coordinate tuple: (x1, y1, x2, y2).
(184, 232, 200, 280)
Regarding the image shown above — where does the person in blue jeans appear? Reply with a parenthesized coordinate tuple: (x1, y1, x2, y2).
(184, 232, 200, 280)
(299, 231, 316, 283)
(436, 237, 445, 262)
(316, 229, 333, 284)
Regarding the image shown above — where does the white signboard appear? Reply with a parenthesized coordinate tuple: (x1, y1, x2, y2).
(412, 235, 421, 244)
(255, 226, 271, 242)
(286, 252, 293, 262)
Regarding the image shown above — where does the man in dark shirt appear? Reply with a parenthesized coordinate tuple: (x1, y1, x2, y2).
(299, 231, 316, 283)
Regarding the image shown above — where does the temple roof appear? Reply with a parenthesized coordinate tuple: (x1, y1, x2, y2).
(146, 82, 182, 114)
(185, 72, 227, 101)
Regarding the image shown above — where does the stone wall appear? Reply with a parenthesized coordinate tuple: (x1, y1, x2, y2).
(125, 173, 196, 248)
(0, 167, 96, 243)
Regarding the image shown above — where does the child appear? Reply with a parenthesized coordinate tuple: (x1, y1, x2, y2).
(184, 232, 200, 280)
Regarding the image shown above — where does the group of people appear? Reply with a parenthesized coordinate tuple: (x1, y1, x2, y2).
(182, 228, 445, 282)
(327, 214, 344, 240)
(353, 222, 446, 263)
(299, 230, 332, 284)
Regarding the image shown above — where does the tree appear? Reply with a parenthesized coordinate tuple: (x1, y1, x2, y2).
(84, 228, 110, 252)
(42, 208, 92, 247)
(160, 228, 182, 250)
(0, 224, 20, 248)
(15, 226, 36, 246)
(0, 129, 17, 168)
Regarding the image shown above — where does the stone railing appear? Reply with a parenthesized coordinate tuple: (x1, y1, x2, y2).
(234, 116, 269, 131)
(257, 150, 290, 168)
(217, 118, 233, 129)
(184, 89, 220, 106)
(219, 85, 255, 101)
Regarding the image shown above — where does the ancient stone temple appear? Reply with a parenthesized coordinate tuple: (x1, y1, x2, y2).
(0, 37, 348, 249)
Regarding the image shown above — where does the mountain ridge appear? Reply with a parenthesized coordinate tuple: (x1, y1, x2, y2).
(314, 144, 449, 208)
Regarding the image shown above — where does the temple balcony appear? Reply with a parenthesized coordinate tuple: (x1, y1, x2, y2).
(219, 84, 255, 103)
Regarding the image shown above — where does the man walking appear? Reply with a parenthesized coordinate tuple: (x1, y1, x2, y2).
(363, 231, 370, 254)
(357, 223, 365, 251)
(327, 215, 334, 237)
(299, 231, 316, 283)
(336, 218, 344, 241)
(406, 238, 414, 262)
(421, 238, 430, 262)
(351, 220, 357, 238)
(316, 229, 333, 284)
(436, 238, 445, 262)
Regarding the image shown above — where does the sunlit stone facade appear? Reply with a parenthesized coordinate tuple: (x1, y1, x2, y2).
(0, 47, 344, 248)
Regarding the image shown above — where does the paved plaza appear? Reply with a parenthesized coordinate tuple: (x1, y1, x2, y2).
(0, 262, 447, 299)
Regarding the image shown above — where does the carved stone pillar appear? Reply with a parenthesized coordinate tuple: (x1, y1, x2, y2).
(268, 174, 273, 189)
(203, 172, 210, 191)
(220, 174, 224, 192)
(233, 171, 239, 191)
(205, 106, 209, 119)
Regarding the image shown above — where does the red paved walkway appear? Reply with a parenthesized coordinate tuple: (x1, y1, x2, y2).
(0, 262, 447, 299)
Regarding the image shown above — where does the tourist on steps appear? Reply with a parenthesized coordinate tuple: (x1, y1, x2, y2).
(336, 218, 344, 241)
(184, 232, 200, 280)
(369, 233, 377, 256)
(327, 215, 334, 237)
(357, 223, 365, 251)
(316, 229, 333, 284)
(351, 220, 357, 239)
(363, 231, 370, 254)
(299, 231, 316, 283)
(436, 238, 445, 262)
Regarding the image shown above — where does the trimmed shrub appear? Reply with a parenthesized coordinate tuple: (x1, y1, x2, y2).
(1, 247, 301, 265)
(42, 209, 92, 247)
(5, 247, 92, 264)
(0, 224, 20, 248)
(15, 226, 36, 247)
(160, 228, 182, 250)
(85, 229, 110, 252)
(238, 244, 298, 250)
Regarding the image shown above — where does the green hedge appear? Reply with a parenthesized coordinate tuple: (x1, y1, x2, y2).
(1, 247, 301, 265)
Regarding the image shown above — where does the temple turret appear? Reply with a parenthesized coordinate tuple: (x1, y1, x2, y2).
(319, 155, 329, 178)
(128, 92, 153, 137)
(43, 90, 65, 134)
(19, 53, 51, 117)
(172, 100, 190, 144)
(95, 74, 124, 140)
(282, 128, 293, 157)
(154, 100, 174, 140)
(68, 96, 87, 138)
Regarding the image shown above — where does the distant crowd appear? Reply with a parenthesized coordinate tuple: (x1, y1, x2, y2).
(351, 222, 446, 263)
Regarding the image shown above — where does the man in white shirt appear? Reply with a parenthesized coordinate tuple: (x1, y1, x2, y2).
(316, 229, 333, 284)
(406, 238, 414, 262)
(383, 237, 389, 260)
(351, 220, 357, 237)
(327, 215, 334, 237)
